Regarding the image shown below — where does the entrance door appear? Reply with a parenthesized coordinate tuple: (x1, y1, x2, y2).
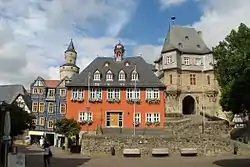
(110, 113, 119, 127)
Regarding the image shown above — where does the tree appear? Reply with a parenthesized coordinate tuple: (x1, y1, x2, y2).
(0, 103, 35, 137)
(54, 118, 80, 138)
(213, 23, 250, 113)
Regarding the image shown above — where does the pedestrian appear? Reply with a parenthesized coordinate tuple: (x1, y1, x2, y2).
(233, 143, 239, 155)
(40, 137, 44, 148)
(43, 141, 53, 167)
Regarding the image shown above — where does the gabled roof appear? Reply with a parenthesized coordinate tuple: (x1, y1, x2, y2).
(161, 26, 211, 54)
(0, 85, 31, 106)
(67, 56, 165, 88)
(44, 80, 60, 88)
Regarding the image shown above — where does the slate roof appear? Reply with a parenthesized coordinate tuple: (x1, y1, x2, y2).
(155, 26, 212, 63)
(65, 39, 76, 53)
(0, 85, 31, 107)
(67, 56, 166, 88)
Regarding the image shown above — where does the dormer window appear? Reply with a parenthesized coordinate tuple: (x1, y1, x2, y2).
(125, 61, 130, 66)
(131, 70, 139, 81)
(106, 70, 113, 81)
(118, 70, 126, 81)
(104, 62, 109, 67)
(93, 70, 101, 81)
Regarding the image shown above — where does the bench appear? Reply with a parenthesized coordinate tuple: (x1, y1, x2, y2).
(123, 149, 141, 157)
(180, 148, 198, 156)
(152, 148, 169, 157)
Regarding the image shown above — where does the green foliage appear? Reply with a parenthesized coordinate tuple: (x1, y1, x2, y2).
(54, 118, 81, 137)
(213, 23, 250, 113)
(0, 103, 35, 137)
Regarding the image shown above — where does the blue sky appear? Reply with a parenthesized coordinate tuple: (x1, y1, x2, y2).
(0, 0, 249, 86)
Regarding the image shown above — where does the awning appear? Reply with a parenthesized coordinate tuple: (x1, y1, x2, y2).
(28, 131, 44, 136)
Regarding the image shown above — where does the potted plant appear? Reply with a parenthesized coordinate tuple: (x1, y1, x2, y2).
(87, 120, 93, 125)
(154, 121, 160, 126)
(79, 120, 87, 125)
(77, 97, 84, 102)
(146, 121, 152, 126)
(133, 121, 140, 127)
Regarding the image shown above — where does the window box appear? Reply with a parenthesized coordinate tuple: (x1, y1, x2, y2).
(154, 121, 160, 126)
(133, 121, 140, 127)
(126, 98, 141, 104)
(89, 98, 102, 103)
(71, 97, 78, 102)
(77, 97, 84, 102)
(106, 98, 120, 103)
(79, 120, 87, 125)
(146, 121, 152, 126)
(87, 120, 93, 125)
(145, 98, 160, 104)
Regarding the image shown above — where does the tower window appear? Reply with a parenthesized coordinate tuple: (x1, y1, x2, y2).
(190, 74, 196, 85)
(169, 74, 172, 84)
(185, 36, 189, 40)
(184, 57, 190, 65)
(118, 70, 126, 81)
(106, 70, 113, 81)
(93, 70, 101, 81)
(207, 75, 210, 85)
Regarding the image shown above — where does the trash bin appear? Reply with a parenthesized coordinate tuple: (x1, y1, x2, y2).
(111, 146, 115, 156)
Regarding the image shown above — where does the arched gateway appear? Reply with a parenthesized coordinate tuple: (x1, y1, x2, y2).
(182, 95, 195, 115)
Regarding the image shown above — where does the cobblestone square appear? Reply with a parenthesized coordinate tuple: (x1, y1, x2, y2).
(17, 145, 250, 167)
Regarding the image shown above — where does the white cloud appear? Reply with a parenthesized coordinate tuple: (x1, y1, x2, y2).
(132, 45, 162, 63)
(159, 0, 188, 9)
(0, 0, 138, 87)
(192, 0, 250, 48)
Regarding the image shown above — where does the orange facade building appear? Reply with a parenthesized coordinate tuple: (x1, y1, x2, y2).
(66, 43, 166, 131)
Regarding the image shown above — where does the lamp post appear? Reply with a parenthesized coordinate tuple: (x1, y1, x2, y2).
(133, 65, 137, 136)
(0, 101, 11, 167)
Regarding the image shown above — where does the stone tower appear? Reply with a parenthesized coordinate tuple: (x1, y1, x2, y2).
(59, 39, 80, 80)
(154, 25, 220, 116)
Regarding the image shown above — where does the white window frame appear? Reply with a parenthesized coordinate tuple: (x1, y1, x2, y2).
(107, 88, 120, 99)
(93, 70, 101, 81)
(118, 70, 126, 81)
(126, 88, 140, 99)
(60, 89, 66, 97)
(47, 120, 54, 128)
(184, 57, 190, 65)
(78, 89, 84, 99)
(146, 113, 160, 123)
(145, 88, 160, 99)
(106, 70, 113, 81)
(90, 88, 102, 99)
(79, 112, 93, 122)
(33, 88, 38, 94)
(134, 113, 141, 123)
(48, 89, 55, 97)
(165, 56, 172, 64)
(60, 103, 66, 114)
(48, 102, 54, 113)
(131, 71, 138, 81)
(71, 89, 78, 99)
(195, 58, 202, 66)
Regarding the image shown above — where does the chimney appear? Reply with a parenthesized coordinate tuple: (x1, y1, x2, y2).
(197, 31, 202, 39)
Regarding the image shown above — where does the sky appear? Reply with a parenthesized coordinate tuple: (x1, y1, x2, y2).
(0, 0, 250, 87)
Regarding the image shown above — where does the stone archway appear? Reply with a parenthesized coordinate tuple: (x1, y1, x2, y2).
(182, 95, 195, 115)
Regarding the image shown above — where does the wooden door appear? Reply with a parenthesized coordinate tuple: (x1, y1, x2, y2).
(110, 113, 119, 127)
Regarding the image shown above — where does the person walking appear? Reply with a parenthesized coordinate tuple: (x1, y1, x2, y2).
(43, 141, 52, 167)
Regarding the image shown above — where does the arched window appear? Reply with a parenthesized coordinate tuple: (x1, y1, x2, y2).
(118, 70, 126, 81)
(131, 70, 139, 81)
(106, 70, 113, 81)
(93, 70, 100, 81)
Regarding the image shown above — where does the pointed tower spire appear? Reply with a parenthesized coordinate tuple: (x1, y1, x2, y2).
(65, 39, 76, 53)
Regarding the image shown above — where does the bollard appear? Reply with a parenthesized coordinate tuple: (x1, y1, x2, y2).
(111, 146, 115, 156)
(12, 146, 18, 154)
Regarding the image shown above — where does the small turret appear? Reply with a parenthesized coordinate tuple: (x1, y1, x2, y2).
(114, 41, 125, 62)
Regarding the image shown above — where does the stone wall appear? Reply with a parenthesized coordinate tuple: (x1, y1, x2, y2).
(81, 121, 233, 156)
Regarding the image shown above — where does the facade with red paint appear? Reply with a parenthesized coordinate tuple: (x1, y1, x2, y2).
(66, 43, 166, 131)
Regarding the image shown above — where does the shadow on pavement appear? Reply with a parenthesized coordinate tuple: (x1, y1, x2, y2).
(16, 145, 91, 167)
(213, 158, 250, 167)
(26, 154, 90, 167)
